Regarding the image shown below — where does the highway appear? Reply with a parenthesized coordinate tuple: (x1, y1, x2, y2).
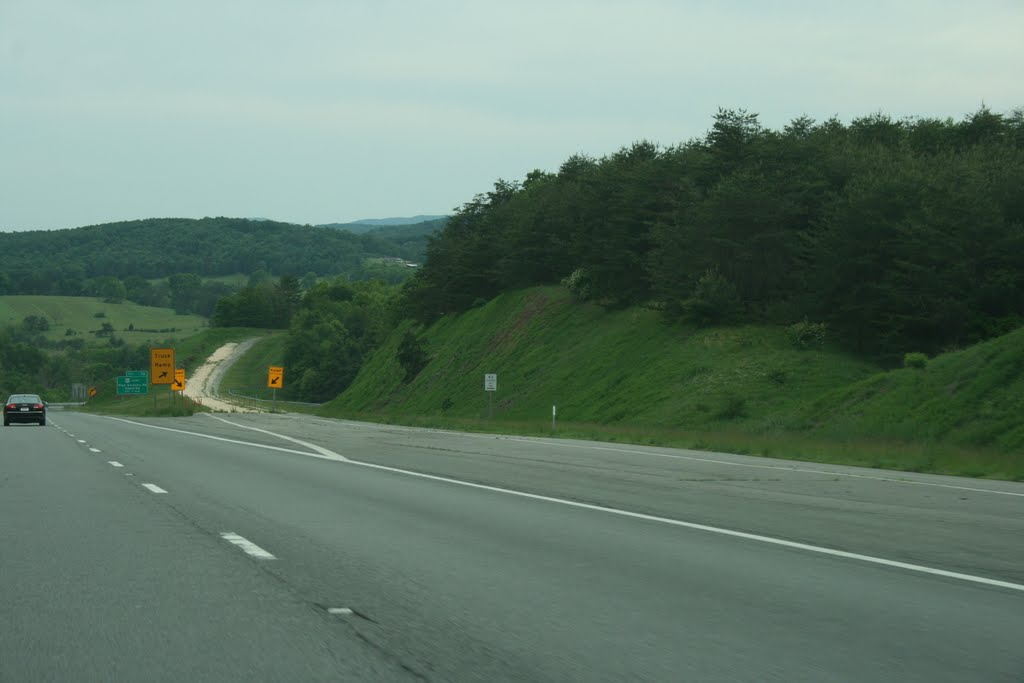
(3, 411, 1022, 681)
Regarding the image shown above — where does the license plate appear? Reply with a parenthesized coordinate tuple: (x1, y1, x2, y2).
(20, 407, 29, 411)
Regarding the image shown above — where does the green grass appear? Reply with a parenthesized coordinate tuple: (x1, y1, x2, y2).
(0, 295, 207, 344)
(319, 286, 1024, 481)
(800, 327, 1024, 452)
(218, 332, 293, 404)
(217, 333, 323, 413)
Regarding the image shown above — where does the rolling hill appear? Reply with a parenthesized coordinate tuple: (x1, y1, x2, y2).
(0, 217, 422, 285)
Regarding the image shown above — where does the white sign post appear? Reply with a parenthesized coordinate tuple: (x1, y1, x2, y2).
(552, 404, 556, 431)
(484, 374, 497, 418)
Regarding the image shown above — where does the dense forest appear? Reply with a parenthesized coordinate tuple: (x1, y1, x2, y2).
(0, 217, 430, 297)
(399, 107, 1024, 361)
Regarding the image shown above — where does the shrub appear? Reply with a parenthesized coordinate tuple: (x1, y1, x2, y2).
(682, 269, 740, 324)
(716, 394, 747, 419)
(22, 315, 50, 332)
(904, 352, 928, 369)
(787, 318, 827, 350)
(396, 330, 429, 383)
(562, 268, 592, 301)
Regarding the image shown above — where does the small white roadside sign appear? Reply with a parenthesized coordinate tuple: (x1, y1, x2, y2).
(484, 373, 497, 392)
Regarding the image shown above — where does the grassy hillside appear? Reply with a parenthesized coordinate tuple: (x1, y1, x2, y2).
(804, 327, 1024, 451)
(0, 295, 206, 344)
(322, 286, 1024, 480)
(219, 332, 290, 401)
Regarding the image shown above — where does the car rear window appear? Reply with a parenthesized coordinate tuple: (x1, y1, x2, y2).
(7, 395, 42, 403)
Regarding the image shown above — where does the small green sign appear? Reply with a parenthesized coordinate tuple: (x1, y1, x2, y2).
(117, 376, 149, 395)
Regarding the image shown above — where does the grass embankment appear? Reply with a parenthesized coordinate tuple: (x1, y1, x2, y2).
(322, 286, 1024, 481)
(80, 327, 269, 417)
(216, 333, 316, 412)
(0, 295, 206, 344)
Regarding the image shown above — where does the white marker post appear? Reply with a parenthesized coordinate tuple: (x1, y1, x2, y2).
(552, 404, 557, 431)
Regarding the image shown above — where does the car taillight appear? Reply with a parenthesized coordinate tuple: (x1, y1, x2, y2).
(33, 404, 44, 409)
(6, 404, 15, 410)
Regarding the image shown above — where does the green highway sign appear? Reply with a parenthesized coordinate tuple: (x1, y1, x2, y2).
(126, 370, 148, 379)
(116, 375, 149, 395)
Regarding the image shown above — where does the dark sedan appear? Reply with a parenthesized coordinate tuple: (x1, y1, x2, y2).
(4, 394, 47, 426)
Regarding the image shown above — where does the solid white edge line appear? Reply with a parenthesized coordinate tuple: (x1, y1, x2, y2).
(141, 483, 167, 493)
(94, 415, 346, 461)
(87, 414, 1024, 592)
(331, 418, 1024, 498)
(343, 459, 1024, 593)
(203, 413, 348, 461)
(220, 532, 276, 560)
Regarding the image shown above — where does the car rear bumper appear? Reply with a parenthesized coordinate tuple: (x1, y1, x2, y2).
(5, 412, 45, 423)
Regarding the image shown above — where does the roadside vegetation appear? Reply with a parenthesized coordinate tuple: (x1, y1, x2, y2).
(77, 327, 268, 416)
(323, 287, 1024, 481)
(218, 333, 289, 404)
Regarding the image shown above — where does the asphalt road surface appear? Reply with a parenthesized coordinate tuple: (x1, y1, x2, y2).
(3, 411, 1022, 681)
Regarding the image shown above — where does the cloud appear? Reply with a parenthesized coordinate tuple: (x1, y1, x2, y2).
(1, 0, 1022, 230)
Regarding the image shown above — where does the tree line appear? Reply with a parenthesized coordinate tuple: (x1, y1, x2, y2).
(397, 107, 1024, 361)
(213, 275, 396, 402)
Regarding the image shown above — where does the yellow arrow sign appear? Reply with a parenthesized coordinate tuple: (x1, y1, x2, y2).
(267, 366, 284, 389)
(150, 348, 175, 385)
(172, 368, 186, 392)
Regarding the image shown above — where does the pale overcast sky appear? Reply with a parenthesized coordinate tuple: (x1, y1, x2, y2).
(1, 0, 1021, 231)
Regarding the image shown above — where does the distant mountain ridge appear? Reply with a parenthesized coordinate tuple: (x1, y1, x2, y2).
(318, 215, 448, 234)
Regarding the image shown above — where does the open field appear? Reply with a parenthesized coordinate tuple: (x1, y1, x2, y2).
(0, 295, 207, 344)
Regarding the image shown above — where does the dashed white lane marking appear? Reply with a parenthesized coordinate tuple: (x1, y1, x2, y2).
(220, 532, 276, 560)
(108, 461, 124, 467)
(89, 448, 101, 453)
(77, 439, 86, 443)
(327, 608, 353, 615)
(141, 483, 167, 494)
